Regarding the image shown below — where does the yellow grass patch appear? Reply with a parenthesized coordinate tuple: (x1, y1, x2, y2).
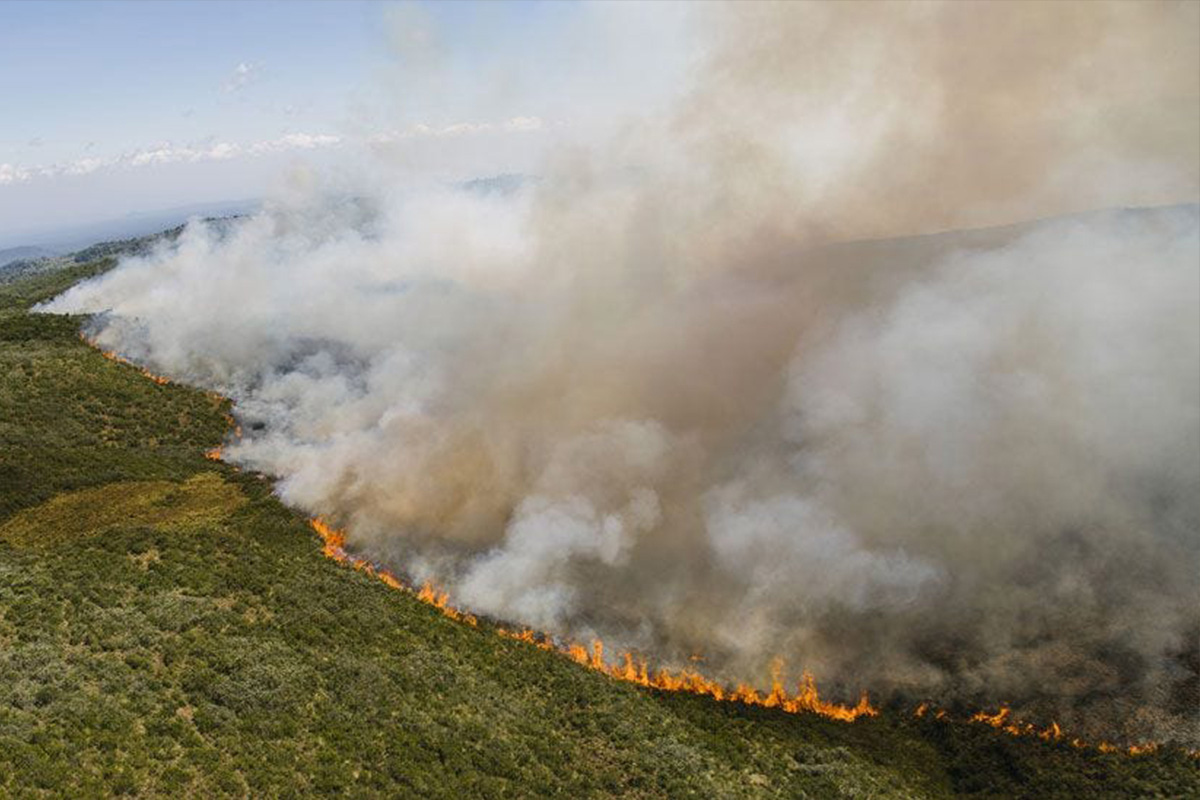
(0, 472, 245, 548)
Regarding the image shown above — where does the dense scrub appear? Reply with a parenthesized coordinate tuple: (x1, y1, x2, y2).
(0, 261, 1195, 797)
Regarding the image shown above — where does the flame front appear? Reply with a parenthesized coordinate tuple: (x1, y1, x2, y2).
(82, 333, 172, 385)
(921, 704, 1176, 757)
(967, 705, 1096, 748)
(306, 516, 1198, 749)
(76, 331, 1192, 756)
(311, 518, 477, 626)
(494, 629, 878, 722)
(309, 518, 876, 722)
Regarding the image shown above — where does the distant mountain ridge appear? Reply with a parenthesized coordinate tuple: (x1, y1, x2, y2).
(0, 245, 62, 270)
(0, 198, 260, 254)
(0, 215, 246, 286)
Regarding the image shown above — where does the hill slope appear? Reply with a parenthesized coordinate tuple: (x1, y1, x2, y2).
(0, 263, 1196, 797)
(0, 246, 60, 271)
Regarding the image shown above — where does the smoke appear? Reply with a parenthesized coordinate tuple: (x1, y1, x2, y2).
(41, 2, 1199, 741)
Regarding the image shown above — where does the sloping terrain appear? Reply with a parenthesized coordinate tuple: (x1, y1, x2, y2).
(0, 262, 1196, 797)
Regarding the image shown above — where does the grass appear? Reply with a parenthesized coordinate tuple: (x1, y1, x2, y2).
(0, 260, 1196, 797)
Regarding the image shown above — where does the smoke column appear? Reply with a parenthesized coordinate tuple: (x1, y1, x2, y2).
(43, 2, 1200, 742)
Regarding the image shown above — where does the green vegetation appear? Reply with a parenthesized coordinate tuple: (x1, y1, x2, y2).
(0, 261, 1196, 798)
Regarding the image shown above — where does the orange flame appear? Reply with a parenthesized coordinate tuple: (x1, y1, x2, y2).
(82, 327, 1189, 755)
(82, 333, 172, 385)
(310, 518, 476, 626)
(493, 627, 878, 722)
(309, 518, 876, 722)
(916, 703, 1169, 757)
(81, 334, 246, 462)
(307, 516, 1196, 744)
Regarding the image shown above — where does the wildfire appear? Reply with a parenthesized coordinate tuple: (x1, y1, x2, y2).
(308, 517, 877, 723)
(913, 704, 1165, 757)
(85, 325, 1191, 756)
(305, 515, 1200, 746)
(494, 629, 877, 722)
(968, 705, 1064, 742)
(310, 518, 478, 626)
(81, 333, 243, 462)
(82, 333, 172, 385)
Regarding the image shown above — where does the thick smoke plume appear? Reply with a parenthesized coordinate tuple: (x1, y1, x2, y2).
(44, 2, 1200, 741)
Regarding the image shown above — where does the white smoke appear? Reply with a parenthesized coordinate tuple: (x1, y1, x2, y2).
(41, 1, 1200, 741)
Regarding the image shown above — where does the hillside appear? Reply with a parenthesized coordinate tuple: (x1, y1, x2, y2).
(0, 246, 60, 271)
(0, 216, 245, 289)
(0, 261, 1197, 797)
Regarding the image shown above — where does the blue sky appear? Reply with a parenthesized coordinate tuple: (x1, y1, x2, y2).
(2, 2, 369, 157)
(0, 1, 693, 245)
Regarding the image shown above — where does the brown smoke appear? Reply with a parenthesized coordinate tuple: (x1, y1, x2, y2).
(43, 2, 1200, 742)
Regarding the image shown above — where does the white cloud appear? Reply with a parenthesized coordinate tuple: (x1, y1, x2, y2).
(0, 133, 341, 185)
(504, 116, 544, 132)
(62, 157, 106, 176)
(0, 117, 546, 187)
(0, 163, 32, 185)
(367, 116, 546, 144)
(253, 133, 342, 153)
(223, 61, 262, 93)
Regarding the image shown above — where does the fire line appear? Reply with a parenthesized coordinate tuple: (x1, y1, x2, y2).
(77, 332, 1188, 757)
(306, 516, 1191, 755)
(309, 516, 876, 723)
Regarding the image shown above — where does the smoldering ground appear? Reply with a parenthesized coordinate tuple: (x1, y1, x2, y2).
(42, 2, 1200, 742)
